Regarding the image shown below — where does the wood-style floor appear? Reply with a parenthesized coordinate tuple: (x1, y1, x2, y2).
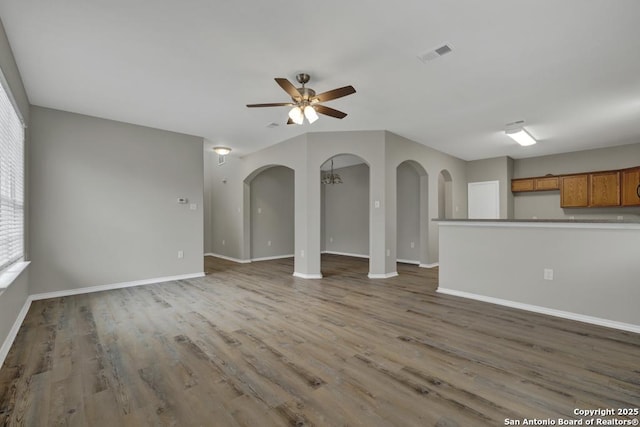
(1, 255, 639, 426)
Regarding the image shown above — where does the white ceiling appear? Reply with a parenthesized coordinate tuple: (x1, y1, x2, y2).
(1, 1, 639, 161)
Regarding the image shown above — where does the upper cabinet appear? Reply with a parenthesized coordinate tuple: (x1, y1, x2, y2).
(560, 174, 588, 207)
(589, 171, 620, 207)
(511, 178, 534, 192)
(621, 167, 640, 206)
(511, 176, 559, 192)
(534, 176, 559, 191)
(515, 166, 638, 209)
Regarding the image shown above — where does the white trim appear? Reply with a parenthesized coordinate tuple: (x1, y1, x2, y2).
(251, 254, 294, 262)
(293, 272, 323, 279)
(29, 272, 205, 301)
(419, 262, 439, 269)
(205, 253, 251, 264)
(0, 66, 26, 127)
(0, 297, 32, 370)
(436, 220, 640, 230)
(396, 259, 420, 265)
(322, 250, 369, 259)
(368, 272, 399, 279)
(437, 288, 640, 334)
(0, 261, 30, 295)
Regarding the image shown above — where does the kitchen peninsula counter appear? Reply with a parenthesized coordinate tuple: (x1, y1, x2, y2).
(435, 219, 640, 333)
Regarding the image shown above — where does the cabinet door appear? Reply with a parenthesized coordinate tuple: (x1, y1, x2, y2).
(534, 176, 559, 191)
(621, 167, 640, 206)
(511, 178, 534, 192)
(589, 171, 620, 207)
(560, 175, 588, 207)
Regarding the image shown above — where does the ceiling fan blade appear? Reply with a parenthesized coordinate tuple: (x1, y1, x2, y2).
(286, 118, 294, 125)
(314, 104, 347, 119)
(246, 102, 294, 108)
(312, 85, 356, 102)
(275, 78, 302, 100)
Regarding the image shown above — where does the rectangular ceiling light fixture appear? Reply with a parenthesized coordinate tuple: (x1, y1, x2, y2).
(505, 121, 537, 146)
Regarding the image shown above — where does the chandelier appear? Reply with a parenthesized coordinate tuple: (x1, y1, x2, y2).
(321, 160, 343, 185)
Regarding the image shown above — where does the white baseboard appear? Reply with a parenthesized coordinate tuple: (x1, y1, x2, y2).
(437, 288, 640, 334)
(322, 251, 369, 259)
(420, 262, 439, 268)
(293, 272, 323, 279)
(368, 272, 399, 279)
(0, 297, 32, 370)
(205, 253, 251, 264)
(29, 272, 205, 301)
(397, 259, 420, 265)
(251, 254, 294, 262)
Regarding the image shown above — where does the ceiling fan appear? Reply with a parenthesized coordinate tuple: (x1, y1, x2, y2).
(246, 73, 356, 125)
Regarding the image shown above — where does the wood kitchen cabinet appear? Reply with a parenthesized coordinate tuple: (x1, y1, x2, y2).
(515, 165, 639, 208)
(511, 176, 559, 192)
(534, 176, 559, 191)
(589, 171, 620, 207)
(621, 167, 640, 206)
(511, 178, 534, 192)
(560, 174, 588, 207)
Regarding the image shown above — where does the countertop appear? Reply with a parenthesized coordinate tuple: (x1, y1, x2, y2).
(432, 218, 640, 228)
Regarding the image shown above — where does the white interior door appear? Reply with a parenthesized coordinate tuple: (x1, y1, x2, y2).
(468, 180, 500, 219)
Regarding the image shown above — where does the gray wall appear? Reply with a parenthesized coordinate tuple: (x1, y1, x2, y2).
(250, 166, 294, 259)
(439, 222, 640, 327)
(204, 130, 467, 277)
(513, 142, 640, 220)
(396, 162, 420, 262)
(466, 156, 514, 219)
(323, 163, 369, 257)
(29, 107, 204, 294)
(203, 149, 214, 254)
(0, 17, 31, 357)
(385, 132, 468, 265)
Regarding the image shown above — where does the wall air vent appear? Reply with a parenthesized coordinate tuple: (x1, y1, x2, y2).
(418, 44, 453, 63)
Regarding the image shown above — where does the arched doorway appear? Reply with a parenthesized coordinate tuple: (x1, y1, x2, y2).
(397, 160, 429, 268)
(243, 165, 295, 269)
(320, 154, 370, 276)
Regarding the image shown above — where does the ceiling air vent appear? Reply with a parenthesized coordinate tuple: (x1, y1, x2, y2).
(418, 44, 453, 63)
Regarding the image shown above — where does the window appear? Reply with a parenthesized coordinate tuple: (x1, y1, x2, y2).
(0, 74, 25, 272)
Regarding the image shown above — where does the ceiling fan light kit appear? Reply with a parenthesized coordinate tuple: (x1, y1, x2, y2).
(247, 73, 356, 125)
(288, 106, 304, 125)
(213, 146, 232, 155)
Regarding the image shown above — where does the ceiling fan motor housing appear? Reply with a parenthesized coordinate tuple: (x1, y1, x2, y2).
(295, 87, 316, 102)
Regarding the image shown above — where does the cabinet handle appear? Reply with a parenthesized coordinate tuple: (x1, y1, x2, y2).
(637, 184, 640, 198)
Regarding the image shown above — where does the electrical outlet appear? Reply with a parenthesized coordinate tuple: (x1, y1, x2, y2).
(329, 237, 333, 243)
(386, 249, 390, 257)
(222, 239, 225, 246)
(300, 250, 305, 258)
(410, 242, 415, 248)
(178, 250, 184, 259)
(374, 200, 380, 208)
(189, 203, 197, 210)
(544, 268, 553, 280)
(257, 207, 262, 214)
(617, 216, 624, 220)
(267, 240, 272, 246)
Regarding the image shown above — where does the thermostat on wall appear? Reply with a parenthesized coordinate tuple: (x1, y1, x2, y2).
(177, 197, 188, 204)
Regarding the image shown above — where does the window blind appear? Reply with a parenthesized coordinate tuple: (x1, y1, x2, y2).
(0, 77, 24, 272)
